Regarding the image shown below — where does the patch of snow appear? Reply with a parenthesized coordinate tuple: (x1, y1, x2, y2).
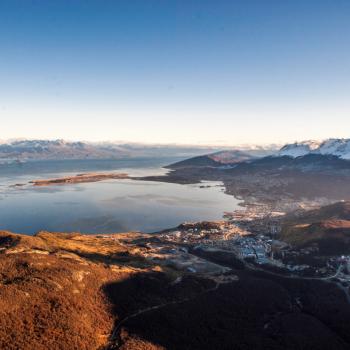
(278, 140, 322, 157)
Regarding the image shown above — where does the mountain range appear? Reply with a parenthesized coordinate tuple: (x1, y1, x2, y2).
(2, 138, 350, 164)
(0, 139, 277, 161)
(0, 139, 230, 161)
(279, 139, 350, 159)
(168, 138, 350, 171)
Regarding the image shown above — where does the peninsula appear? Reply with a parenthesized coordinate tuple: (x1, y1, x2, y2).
(29, 172, 129, 186)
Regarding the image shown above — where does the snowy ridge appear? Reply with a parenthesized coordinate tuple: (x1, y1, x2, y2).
(279, 139, 350, 160)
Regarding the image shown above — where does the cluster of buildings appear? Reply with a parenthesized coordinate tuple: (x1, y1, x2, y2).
(160, 221, 249, 245)
(161, 222, 286, 268)
(157, 208, 350, 281)
(224, 205, 285, 238)
(234, 235, 272, 265)
(329, 256, 350, 275)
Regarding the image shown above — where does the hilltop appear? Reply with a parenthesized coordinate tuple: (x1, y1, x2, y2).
(168, 150, 257, 169)
(0, 230, 138, 350)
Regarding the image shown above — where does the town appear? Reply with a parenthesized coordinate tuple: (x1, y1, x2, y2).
(148, 208, 350, 296)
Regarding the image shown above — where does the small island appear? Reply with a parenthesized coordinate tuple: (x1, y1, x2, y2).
(29, 172, 129, 186)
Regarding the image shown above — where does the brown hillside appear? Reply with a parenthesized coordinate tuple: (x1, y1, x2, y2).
(280, 202, 350, 253)
(0, 231, 151, 350)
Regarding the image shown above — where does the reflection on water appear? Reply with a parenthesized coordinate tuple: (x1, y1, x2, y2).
(0, 159, 240, 235)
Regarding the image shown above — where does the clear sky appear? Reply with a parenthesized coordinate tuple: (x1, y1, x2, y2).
(0, 0, 349, 145)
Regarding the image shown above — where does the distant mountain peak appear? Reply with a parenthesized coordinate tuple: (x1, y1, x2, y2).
(278, 138, 350, 160)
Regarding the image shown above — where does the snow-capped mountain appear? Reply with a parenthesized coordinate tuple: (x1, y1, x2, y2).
(0, 139, 236, 160)
(279, 139, 350, 160)
(0, 139, 128, 160)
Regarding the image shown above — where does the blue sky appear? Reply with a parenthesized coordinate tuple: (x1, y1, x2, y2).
(0, 0, 349, 145)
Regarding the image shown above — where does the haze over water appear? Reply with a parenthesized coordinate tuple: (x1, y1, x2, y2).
(0, 158, 239, 234)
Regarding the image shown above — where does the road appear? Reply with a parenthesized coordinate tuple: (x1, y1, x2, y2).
(251, 263, 350, 303)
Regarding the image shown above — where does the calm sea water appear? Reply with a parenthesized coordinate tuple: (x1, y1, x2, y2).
(0, 158, 240, 235)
